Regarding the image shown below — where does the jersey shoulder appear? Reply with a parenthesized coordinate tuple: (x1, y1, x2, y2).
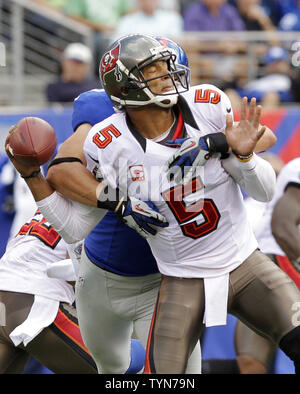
(181, 84, 233, 132)
(89, 111, 125, 133)
(278, 158, 300, 188)
(183, 84, 231, 105)
(84, 112, 126, 155)
(72, 89, 115, 131)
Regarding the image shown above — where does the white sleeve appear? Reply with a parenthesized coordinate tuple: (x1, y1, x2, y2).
(36, 191, 106, 244)
(221, 153, 276, 202)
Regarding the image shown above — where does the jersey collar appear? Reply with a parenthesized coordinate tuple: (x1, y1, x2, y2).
(125, 95, 199, 152)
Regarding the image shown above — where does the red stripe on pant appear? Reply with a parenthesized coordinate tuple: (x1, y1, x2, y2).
(276, 254, 300, 290)
(144, 300, 158, 374)
(53, 308, 90, 355)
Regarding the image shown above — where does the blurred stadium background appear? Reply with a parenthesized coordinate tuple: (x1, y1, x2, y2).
(0, 0, 299, 374)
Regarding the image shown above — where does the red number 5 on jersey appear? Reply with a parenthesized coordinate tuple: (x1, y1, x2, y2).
(195, 89, 221, 104)
(93, 124, 121, 149)
(162, 177, 221, 239)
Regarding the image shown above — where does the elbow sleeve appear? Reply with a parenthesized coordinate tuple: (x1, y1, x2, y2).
(36, 191, 106, 243)
(222, 153, 276, 202)
(238, 154, 276, 202)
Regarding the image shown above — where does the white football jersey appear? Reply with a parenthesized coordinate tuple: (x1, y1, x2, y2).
(84, 84, 258, 278)
(0, 209, 75, 303)
(257, 158, 300, 255)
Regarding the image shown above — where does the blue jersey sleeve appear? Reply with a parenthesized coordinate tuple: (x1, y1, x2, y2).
(72, 89, 115, 131)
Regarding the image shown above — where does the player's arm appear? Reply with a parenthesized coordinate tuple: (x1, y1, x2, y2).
(5, 131, 107, 243)
(5, 123, 105, 208)
(5, 157, 166, 242)
(46, 123, 101, 207)
(221, 99, 276, 202)
(271, 185, 300, 263)
(222, 152, 276, 202)
(254, 124, 276, 152)
(7, 126, 168, 240)
(36, 190, 106, 243)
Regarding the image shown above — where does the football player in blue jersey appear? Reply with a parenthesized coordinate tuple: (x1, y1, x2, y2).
(45, 37, 202, 374)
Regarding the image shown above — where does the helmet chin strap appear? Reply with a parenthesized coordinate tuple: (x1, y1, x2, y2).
(155, 94, 178, 108)
(111, 87, 179, 109)
(140, 86, 179, 108)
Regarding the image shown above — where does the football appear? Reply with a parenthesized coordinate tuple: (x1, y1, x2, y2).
(8, 117, 57, 166)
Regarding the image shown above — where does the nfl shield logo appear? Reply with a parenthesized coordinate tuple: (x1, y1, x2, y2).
(129, 165, 145, 181)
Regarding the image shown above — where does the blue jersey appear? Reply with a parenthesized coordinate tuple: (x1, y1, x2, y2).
(72, 89, 158, 276)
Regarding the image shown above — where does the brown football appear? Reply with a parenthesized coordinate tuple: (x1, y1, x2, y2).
(8, 117, 57, 166)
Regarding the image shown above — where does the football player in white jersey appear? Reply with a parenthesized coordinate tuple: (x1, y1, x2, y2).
(5, 34, 300, 374)
(83, 35, 300, 374)
(0, 209, 98, 374)
(235, 157, 300, 374)
(259, 157, 300, 270)
(5, 38, 204, 375)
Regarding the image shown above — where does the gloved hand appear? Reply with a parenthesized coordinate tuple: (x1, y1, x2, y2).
(115, 197, 168, 238)
(165, 133, 228, 184)
(97, 184, 168, 238)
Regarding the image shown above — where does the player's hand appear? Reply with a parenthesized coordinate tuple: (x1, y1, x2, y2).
(165, 133, 228, 184)
(5, 126, 40, 177)
(225, 97, 266, 157)
(115, 197, 169, 238)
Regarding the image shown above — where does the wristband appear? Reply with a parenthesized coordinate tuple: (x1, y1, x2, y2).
(203, 133, 229, 155)
(97, 184, 124, 212)
(232, 151, 254, 162)
(21, 169, 41, 179)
